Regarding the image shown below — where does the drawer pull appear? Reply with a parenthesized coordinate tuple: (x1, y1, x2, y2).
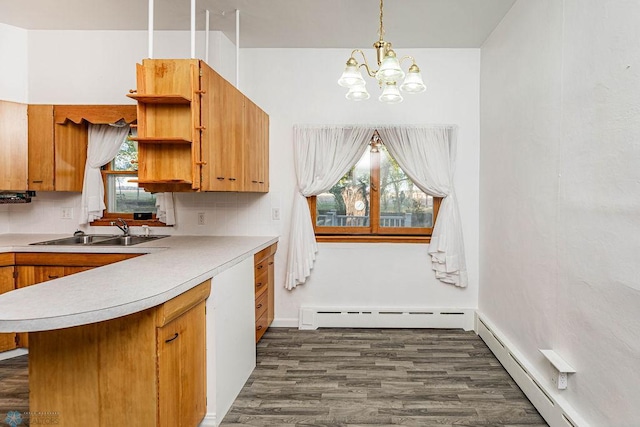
(257, 265, 263, 270)
(32, 180, 43, 183)
(256, 325, 263, 330)
(165, 333, 179, 343)
(217, 177, 225, 180)
(48, 275, 59, 279)
(256, 282, 264, 288)
(268, 261, 274, 266)
(228, 178, 237, 181)
(256, 303, 263, 309)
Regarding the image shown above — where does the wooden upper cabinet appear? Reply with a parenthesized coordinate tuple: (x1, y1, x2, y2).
(129, 58, 269, 193)
(1, 102, 136, 192)
(243, 98, 269, 192)
(27, 104, 87, 192)
(0, 100, 28, 191)
(28, 105, 55, 191)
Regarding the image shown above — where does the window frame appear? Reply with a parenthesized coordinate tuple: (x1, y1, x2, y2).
(308, 141, 441, 243)
(90, 139, 167, 227)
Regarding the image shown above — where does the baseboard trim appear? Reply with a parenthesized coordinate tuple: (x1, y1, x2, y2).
(0, 348, 27, 362)
(271, 317, 299, 328)
(299, 307, 475, 330)
(198, 413, 216, 427)
(475, 312, 588, 427)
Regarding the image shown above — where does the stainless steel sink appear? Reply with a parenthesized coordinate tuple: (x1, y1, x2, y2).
(30, 234, 169, 246)
(90, 235, 169, 246)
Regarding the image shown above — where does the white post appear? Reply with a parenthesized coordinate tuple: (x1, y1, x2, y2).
(235, 9, 240, 88)
(148, 0, 154, 58)
(190, 0, 196, 58)
(205, 9, 210, 64)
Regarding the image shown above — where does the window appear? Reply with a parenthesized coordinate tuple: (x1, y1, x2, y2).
(309, 134, 441, 243)
(93, 135, 159, 225)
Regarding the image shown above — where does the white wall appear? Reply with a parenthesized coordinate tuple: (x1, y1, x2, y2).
(240, 48, 480, 322)
(0, 23, 28, 103)
(479, 1, 640, 425)
(27, 29, 236, 104)
(3, 29, 480, 329)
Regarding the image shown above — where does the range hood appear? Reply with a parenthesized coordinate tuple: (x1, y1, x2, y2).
(0, 191, 36, 204)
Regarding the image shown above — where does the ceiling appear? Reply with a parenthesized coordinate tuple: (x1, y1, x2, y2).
(0, 0, 515, 48)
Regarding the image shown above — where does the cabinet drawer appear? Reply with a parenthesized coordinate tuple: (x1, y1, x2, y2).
(255, 270, 268, 297)
(254, 243, 277, 264)
(255, 290, 268, 320)
(254, 259, 268, 277)
(256, 312, 268, 342)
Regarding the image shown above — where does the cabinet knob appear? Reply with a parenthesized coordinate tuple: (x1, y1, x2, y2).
(195, 161, 207, 166)
(129, 89, 137, 93)
(48, 275, 59, 279)
(165, 333, 179, 343)
(268, 261, 274, 266)
(257, 265, 263, 270)
(256, 282, 264, 288)
(216, 177, 225, 180)
(256, 303, 263, 309)
(228, 178, 237, 181)
(252, 180, 258, 184)
(256, 325, 263, 330)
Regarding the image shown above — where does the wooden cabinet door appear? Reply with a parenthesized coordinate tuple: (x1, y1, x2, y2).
(0, 100, 28, 191)
(15, 266, 65, 348)
(0, 266, 17, 352)
(54, 120, 87, 192)
(243, 99, 269, 193)
(157, 301, 207, 427)
(201, 63, 243, 191)
(27, 104, 55, 191)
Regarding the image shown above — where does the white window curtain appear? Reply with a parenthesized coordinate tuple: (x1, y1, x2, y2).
(377, 125, 467, 287)
(285, 125, 374, 290)
(155, 192, 176, 225)
(79, 123, 130, 225)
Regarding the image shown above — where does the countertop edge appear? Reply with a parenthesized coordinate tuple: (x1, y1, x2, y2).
(0, 234, 279, 333)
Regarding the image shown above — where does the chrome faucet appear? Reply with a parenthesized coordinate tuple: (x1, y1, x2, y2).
(111, 218, 130, 236)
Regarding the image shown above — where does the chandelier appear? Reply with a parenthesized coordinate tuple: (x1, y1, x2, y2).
(338, 0, 426, 104)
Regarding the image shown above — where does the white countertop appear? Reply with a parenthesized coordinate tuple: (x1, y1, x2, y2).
(0, 233, 278, 333)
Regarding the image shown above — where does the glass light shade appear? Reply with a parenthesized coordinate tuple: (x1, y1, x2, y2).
(346, 84, 370, 101)
(400, 69, 426, 93)
(338, 64, 366, 88)
(379, 82, 403, 104)
(375, 55, 405, 83)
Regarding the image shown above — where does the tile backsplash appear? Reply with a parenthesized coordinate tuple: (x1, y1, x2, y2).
(4, 191, 281, 237)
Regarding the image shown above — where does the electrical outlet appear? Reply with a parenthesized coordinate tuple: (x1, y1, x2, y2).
(197, 212, 205, 225)
(61, 207, 73, 219)
(272, 208, 280, 220)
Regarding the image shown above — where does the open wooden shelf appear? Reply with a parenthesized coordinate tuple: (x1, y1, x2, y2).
(126, 94, 191, 104)
(129, 179, 193, 185)
(130, 137, 192, 144)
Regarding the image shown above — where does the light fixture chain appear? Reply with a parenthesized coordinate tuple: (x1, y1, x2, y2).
(378, 0, 385, 41)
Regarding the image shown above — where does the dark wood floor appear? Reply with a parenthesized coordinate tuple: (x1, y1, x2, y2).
(220, 328, 548, 426)
(0, 328, 547, 427)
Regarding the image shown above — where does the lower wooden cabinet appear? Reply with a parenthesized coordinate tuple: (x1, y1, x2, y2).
(11, 253, 141, 349)
(0, 265, 16, 352)
(254, 243, 276, 342)
(29, 280, 210, 427)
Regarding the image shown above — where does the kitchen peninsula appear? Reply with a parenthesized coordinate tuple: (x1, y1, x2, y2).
(0, 233, 278, 426)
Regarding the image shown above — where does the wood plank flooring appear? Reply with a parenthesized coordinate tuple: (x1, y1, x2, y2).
(0, 328, 547, 426)
(220, 328, 548, 426)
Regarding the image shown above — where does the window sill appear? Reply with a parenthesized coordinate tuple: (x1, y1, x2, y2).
(90, 218, 171, 227)
(315, 235, 431, 244)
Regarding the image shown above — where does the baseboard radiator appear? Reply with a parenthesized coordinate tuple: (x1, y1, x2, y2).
(476, 313, 587, 427)
(299, 307, 475, 330)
